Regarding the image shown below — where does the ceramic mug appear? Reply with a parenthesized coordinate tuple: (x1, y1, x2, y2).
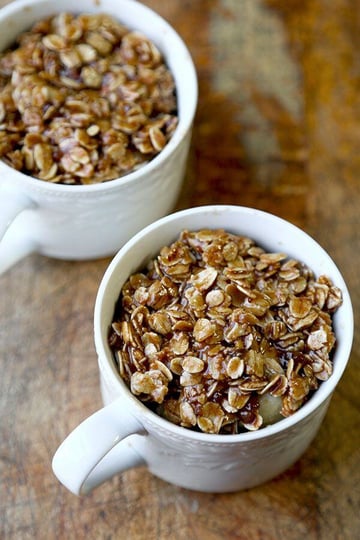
(52, 205, 353, 495)
(0, 0, 197, 274)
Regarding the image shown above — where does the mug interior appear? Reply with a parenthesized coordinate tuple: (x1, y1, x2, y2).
(94, 205, 354, 442)
(0, 0, 197, 193)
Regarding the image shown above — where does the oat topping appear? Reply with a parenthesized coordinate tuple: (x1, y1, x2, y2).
(108, 229, 342, 434)
(0, 13, 178, 184)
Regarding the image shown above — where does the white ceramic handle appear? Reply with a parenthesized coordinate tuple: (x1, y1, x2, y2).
(0, 185, 36, 273)
(52, 397, 146, 496)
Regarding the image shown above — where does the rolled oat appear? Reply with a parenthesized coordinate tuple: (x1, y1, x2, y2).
(108, 229, 342, 434)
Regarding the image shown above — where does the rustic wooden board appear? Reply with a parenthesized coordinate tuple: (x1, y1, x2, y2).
(1, 1, 359, 538)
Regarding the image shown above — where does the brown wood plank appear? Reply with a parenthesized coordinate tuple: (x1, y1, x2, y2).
(0, 1, 359, 538)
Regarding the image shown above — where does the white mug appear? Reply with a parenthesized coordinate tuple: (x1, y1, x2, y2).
(52, 205, 354, 495)
(0, 0, 197, 274)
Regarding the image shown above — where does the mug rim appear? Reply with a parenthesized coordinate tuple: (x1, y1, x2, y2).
(0, 0, 198, 194)
(94, 204, 354, 443)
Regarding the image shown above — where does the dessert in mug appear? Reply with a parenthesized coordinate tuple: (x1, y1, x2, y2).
(0, 12, 178, 184)
(108, 229, 342, 434)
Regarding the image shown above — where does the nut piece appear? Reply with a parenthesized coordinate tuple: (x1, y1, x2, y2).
(109, 228, 342, 434)
(130, 370, 168, 403)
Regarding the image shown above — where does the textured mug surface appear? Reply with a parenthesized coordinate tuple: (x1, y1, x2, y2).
(52, 205, 353, 495)
(0, 0, 197, 274)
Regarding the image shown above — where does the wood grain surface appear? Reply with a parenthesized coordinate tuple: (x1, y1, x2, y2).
(0, 1, 359, 539)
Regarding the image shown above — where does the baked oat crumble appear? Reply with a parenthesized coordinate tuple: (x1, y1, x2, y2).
(108, 229, 342, 434)
(0, 12, 178, 184)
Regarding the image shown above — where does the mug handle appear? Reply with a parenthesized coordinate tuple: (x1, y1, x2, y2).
(0, 185, 36, 273)
(52, 397, 147, 496)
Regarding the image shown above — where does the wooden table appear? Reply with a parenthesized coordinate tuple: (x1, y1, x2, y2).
(1, 1, 359, 538)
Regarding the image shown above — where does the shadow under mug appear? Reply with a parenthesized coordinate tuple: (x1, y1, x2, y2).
(0, 0, 197, 274)
(52, 205, 354, 495)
